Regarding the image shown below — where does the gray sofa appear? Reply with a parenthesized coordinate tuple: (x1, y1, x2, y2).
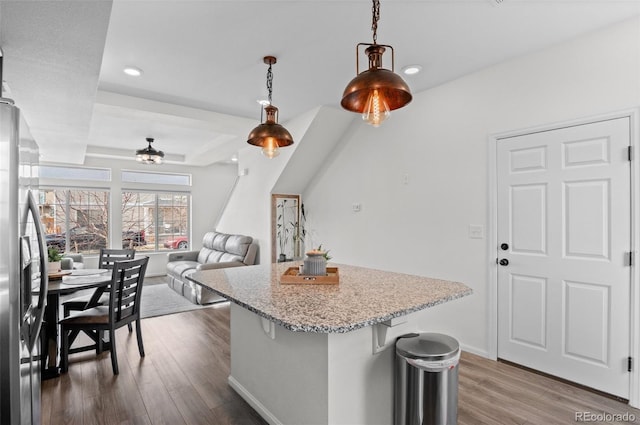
(166, 231, 258, 304)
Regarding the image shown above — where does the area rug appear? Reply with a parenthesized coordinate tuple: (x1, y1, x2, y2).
(140, 282, 214, 319)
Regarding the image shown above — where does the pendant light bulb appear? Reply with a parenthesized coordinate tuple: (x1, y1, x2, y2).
(362, 89, 390, 127)
(261, 138, 280, 159)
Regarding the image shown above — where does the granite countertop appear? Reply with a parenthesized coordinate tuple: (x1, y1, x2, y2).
(187, 262, 472, 334)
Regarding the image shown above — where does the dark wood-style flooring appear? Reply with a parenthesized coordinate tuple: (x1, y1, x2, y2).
(42, 304, 640, 425)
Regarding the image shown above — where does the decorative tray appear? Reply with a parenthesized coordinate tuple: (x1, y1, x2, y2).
(280, 267, 339, 285)
(47, 270, 72, 280)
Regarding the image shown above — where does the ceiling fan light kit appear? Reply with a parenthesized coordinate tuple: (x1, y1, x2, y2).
(341, 0, 412, 127)
(135, 137, 165, 164)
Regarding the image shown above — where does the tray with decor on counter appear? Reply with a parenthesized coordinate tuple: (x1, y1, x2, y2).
(280, 267, 339, 285)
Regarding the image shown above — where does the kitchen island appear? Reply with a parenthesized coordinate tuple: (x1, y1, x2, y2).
(188, 262, 471, 425)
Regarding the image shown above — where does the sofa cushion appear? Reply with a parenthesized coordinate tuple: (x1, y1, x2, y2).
(201, 231, 216, 249)
(182, 267, 197, 278)
(167, 260, 199, 279)
(197, 248, 213, 264)
(220, 252, 244, 263)
(203, 232, 230, 251)
(207, 250, 225, 263)
(225, 235, 253, 257)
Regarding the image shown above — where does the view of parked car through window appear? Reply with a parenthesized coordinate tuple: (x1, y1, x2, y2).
(39, 189, 111, 254)
(38, 188, 189, 254)
(45, 227, 147, 252)
(122, 191, 189, 251)
(163, 236, 188, 249)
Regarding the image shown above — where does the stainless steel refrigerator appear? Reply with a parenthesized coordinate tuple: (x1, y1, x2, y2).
(0, 97, 48, 425)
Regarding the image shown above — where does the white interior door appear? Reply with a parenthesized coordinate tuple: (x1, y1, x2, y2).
(497, 117, 631, 398)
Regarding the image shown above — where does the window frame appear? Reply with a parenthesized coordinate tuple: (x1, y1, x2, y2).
(121, 169, 191, 186)
(39, 165, 111, 182)
(121, 189, 191, 252)
(38, 186, 111, 255)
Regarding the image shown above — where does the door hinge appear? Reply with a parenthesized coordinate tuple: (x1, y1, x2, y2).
(628, 356, 633, 372)
(629, 146, 633, 161)
(629, 252, 634, 266)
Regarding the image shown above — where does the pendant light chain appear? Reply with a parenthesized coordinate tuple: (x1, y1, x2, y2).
(266, 62, 274, 104)
(371, 0, 380, 45)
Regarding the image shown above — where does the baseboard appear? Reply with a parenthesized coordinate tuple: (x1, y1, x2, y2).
(228, 347, 490, 425)
(460, 343, 491, 359)
(228, 375, 283, 425)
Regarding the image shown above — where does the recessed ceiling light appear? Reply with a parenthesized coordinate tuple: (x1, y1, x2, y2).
(402, 65, 422, 76)
(230, 154, 238, 162)
(123, 66, 143, 77)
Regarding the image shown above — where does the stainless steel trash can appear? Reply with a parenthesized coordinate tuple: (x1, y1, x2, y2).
(395, 333, 460, 425)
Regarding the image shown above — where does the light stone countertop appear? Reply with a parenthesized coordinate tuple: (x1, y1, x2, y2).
(187, 262, 472, 333)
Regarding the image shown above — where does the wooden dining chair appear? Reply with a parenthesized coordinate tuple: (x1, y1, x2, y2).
(63, 248, 136, 330)
(59, 256, 149, 375)
(97, 248, 137, 269)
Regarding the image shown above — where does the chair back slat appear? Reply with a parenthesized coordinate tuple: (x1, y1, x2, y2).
(123, 267, 140, 279)
(107, 257, 148, 326)
(99, 248, 136, 270)
(119, 288, 135, 302)
(121, 285, 137, 298)
(119, 305, 135, 319)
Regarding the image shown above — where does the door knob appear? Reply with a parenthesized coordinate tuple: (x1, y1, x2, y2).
(500, 243, 509, 251)
(499, 258, 509, 266)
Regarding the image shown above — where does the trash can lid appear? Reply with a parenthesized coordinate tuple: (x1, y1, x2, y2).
(396, 332, 460, 361)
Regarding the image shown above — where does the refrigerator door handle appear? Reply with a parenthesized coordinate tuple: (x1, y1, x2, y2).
(25, 190, 48, 351)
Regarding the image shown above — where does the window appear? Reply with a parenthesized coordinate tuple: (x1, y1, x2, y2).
(39, 188, 110, 254)
(122, 191, 190, 251)
(40, 165, 111, 181)
(122, 170, 190, 186)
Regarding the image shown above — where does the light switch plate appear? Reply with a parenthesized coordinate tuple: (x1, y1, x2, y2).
(468, 224, 485, 239)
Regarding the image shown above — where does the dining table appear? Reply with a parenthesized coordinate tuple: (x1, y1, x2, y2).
(40, 269, 112, 379)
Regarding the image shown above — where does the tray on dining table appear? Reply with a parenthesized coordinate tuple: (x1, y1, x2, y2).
(47, 270, 72, 280)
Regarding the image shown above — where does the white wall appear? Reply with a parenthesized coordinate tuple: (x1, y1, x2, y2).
(40, 156, 238, 276)
(216, 107, 319, 264)
(302, 17, 640, 355)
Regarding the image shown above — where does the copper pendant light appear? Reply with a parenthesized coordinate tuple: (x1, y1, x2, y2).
(247, 56, 294, 159)
(341, 0, 412, 127)
(135, 137, 164, 164)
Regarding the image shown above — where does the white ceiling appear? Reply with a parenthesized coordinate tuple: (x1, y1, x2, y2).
(1, 0, 639, 166)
